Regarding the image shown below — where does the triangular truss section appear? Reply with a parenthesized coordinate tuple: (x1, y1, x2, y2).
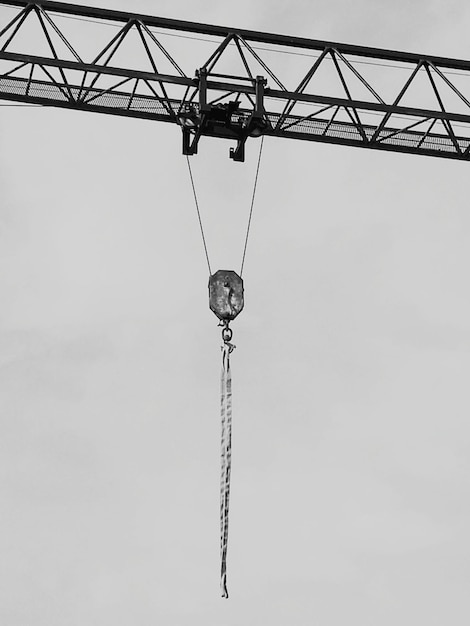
(397, 61, 470, 124)
(77, 19, 186, 118)
(273, 48, 385, 135)
(85, 19, 185, 77)
(297, 49, 384, 103)
(0, 4, 82, 102)
(0, 4, 81, 61)
(201, 33, 285, 88)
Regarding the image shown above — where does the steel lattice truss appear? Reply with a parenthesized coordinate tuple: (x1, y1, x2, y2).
(2, 1, 470, 161)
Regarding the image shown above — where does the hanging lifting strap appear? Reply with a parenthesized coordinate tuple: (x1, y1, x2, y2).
(220, 339, 234, 598)
(185, 140, 264, 599)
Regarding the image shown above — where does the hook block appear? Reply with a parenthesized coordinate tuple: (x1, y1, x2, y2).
(209, 270, 244, 321)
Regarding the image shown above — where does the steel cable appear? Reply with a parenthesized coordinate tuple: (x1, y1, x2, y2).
(186, 154, 212, 275)
(240, 135, 264, 276)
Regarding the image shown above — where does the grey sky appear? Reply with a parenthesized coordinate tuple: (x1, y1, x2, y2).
(1, 1, 469, 624)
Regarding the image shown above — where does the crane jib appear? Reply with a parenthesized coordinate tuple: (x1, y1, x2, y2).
(1, 1, 470, 160)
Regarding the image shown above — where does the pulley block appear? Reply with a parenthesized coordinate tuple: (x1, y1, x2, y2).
(208, 270, 244, 321)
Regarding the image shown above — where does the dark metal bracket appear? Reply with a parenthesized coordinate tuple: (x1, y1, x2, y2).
(181, 70, 268, 162)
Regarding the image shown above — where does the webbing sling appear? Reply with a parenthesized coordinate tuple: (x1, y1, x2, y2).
(220, 340, 234, 598)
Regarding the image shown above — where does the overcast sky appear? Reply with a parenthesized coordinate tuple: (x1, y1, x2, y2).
(1, 1, 470, 624)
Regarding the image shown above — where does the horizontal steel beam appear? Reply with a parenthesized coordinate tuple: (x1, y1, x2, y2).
(0, 51, 194, 88)
(2, 51, 470, 126)
(1, 0, 470, 71)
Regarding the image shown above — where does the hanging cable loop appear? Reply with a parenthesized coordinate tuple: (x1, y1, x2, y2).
(185, 137, 265, 279)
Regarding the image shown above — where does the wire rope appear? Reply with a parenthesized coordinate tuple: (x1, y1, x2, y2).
(240, 135, 264, 276)
(185, 136, 265, 278)
(186, 154, 212, 275)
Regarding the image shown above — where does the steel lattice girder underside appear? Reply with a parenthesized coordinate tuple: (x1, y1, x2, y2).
(1, 0, 470, 160)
